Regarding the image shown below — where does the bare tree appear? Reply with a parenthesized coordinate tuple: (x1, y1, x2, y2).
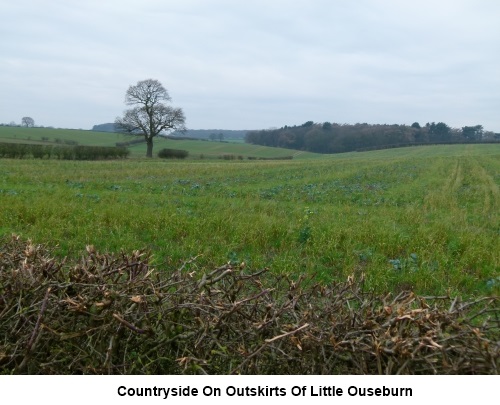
(21, 117, 35, 127)
(115, 79, 186, 158)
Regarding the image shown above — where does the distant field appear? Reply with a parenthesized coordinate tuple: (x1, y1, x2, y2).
(127, 136, 321, 159)
(0, 126, 320, 159)
(0, 126, 126, 146)
(1, 143, 498, 297)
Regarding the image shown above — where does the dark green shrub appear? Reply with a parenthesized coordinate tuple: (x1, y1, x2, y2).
(0, 143, 29, 158)
(158, 148, 189, 159)
(31, 145, 48, 159)
(0, 143, 129, 161)
(61, 147, 75, 160)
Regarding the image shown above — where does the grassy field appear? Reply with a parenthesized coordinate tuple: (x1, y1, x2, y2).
(127, 136, 320, 159)
(0, 126, 125, 146)
(0, 126, 320, 159)
(0, 141, 498, 297)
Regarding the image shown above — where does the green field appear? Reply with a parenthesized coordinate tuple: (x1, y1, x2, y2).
(0, 133, 498, 297)
(0, 126, 125, 146)
(0, 126, 320, 159)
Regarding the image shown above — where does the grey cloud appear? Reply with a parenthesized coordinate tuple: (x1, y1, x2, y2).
(1, 0, 499, 131)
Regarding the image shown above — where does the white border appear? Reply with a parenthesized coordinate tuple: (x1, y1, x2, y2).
(1, 375, 496, 404)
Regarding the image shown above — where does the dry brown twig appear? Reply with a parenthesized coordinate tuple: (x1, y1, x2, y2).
(0, 235, 498, 374)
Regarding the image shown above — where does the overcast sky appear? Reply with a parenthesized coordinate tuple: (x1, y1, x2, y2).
(1, 0, 499, 131)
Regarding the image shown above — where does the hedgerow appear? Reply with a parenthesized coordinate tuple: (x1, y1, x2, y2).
(0, 236, 498, 374)
(158, 148, 189, 159)
(0, 142, 129, 160)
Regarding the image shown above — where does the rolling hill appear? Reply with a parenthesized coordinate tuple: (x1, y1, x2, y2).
(0, 126, 320, 159)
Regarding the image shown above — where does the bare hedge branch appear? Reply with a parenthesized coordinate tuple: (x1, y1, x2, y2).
(0, 235, 498, 374)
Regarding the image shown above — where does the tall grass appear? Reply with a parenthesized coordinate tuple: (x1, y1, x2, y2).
(0, 144, 498, 297)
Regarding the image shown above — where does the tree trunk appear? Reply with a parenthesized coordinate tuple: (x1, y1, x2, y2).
(146, 138, 154, 158)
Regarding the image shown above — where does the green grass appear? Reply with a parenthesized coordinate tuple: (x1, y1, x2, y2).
(0, 126, 126, 146)
(0, 126, 320, 159)
(0, 140, 498, 297)
(127, 136, 321, 159)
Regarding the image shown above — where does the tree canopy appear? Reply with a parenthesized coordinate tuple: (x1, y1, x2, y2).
(115, 79, 186, 157)
(245, 121, 496, 154)
(21, 117, 35, 127)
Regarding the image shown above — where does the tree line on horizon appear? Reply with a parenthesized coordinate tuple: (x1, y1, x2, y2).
(245, 122, 500, 153)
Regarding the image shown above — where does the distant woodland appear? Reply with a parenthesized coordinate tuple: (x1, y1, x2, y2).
(91, 121, 500, 154)
(245, 122, 500, 153)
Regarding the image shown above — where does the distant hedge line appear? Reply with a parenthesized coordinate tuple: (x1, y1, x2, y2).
(0, 143, 129, 160)
(115, 138, 146, 147)
(219, 154, 293, 160)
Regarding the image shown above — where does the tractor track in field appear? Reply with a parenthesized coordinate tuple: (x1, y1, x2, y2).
(470, 157, 499, 216)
